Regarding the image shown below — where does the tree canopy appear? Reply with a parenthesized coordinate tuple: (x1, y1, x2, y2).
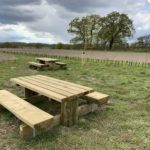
(68, 11, 134, 50)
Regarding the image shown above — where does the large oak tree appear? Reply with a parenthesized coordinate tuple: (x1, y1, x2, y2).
(68, 11, 134, 50)
(68, 15, 101, 49)
(101, 12, 134, 49)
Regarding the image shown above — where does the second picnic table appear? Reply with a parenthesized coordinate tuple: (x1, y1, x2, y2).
(36, 57, 59, 65)
(10, 75, 94, 126)
(36, 57, 59, 69)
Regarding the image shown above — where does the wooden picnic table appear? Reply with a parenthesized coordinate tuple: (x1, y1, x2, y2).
(10, 75, 94, 126)
(36, 57, 59, 64)
(36, 57, 59, 69)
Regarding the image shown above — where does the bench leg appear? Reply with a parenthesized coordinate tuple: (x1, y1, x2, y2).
(61, 98, 78, 126)
(62, 65, 67, 69)
(20, 124, 34, 139)
(20, 115, 61, 139)
(78, 104, 98, 116)
(20, 125, 37, 139)
(48, 62, 57, 70)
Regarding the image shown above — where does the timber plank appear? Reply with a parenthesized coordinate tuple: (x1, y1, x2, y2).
(28, 62, 46, 67)
(55, 62, 66, 65)
(26, 76, 86, 95)
(10, 78, 66, 102)
(18, 76, 77, 97)
(36, 58, 59, 62)
(84, 91, 109, 105)
(37, 75, 93, 92)
(0, 90, 54, 128)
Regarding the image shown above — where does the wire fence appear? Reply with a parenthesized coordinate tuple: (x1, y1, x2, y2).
(0, 48, 150, 67)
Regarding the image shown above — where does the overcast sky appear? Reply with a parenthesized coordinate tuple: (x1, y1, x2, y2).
(0, 0, 150, 44)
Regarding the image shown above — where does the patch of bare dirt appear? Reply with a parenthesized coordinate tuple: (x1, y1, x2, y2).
(0, 53, 16, 62)
(0, 119, 17, 138)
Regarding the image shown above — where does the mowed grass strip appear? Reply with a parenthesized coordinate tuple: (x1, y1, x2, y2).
(0, 54, 150, 150)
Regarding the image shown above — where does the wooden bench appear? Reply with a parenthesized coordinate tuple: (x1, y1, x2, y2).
(28, 62, 48, 70)
(84, 91, 109, 105)
(55, 62, 67, 69)
(0, 90, 54, 138)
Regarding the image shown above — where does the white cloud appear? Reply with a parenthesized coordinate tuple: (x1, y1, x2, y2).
(0, 23, 59, 43)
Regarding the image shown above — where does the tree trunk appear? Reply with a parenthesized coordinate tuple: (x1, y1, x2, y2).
(109, 37, 114, 50)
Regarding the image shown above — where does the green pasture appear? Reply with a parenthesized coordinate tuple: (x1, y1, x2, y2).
(0, 54, 150, 150)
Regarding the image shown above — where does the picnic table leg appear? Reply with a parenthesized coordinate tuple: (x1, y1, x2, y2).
(24, 88, 37, 98)
(49, 62, 56, 70)
(24, 88, 49, 104)
(61, 98, 78, 126)
(0, 105, 5, 112)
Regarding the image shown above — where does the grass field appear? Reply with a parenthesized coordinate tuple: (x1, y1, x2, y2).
(0, 54, 150, 150)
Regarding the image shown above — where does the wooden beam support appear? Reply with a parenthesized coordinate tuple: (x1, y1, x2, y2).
(0, 105, 5, 112)
(19, 103, 100, 138)
(78, 104, 98, 117)
(24, 88, 38, 99)
(83, 92, 109, 106)
(24, 95, 49, 104)
(61, 98, 78, 126)
(20, 124, 33, 139)
(20, 114, 61, 139)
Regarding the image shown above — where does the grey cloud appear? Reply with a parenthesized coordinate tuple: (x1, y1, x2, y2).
(27, 14, 70, 42)
(0, 7, 41, 24)
(0, 0, 42, 24)
(0, 0, 42, 6)
(47, 0, 110, 12)
(47, 0, 146, 13)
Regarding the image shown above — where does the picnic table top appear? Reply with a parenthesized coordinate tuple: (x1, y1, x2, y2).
(36, 57, 59, 62)
(10, 75, 93, 103)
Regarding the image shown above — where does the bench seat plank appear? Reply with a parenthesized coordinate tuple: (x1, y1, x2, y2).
(0, 90, 53, 128)
(55, 62, 67, 69)
(28, 62, 47, 67)
(55, 62, 66, 65)
(85, 91, 109, 105)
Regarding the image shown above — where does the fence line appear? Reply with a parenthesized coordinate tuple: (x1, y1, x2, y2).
(0, 48, 150, 67)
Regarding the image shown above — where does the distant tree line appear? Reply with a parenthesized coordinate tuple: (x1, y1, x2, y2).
(0, 42, 52, 49)
(0, 42, 79, 50)
(0, 40, 149, 52)
(0, 42, 81, 50)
